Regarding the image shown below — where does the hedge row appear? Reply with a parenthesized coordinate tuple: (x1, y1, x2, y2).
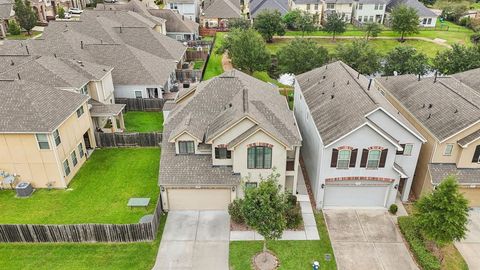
(398, 216, 441, 270)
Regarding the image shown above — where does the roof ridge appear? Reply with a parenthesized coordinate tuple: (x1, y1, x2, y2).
(438, 79, 480, 110)
(338, 61, 378, 107)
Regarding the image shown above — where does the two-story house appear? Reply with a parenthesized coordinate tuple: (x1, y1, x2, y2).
(385, 0, 437, 27)
(294, 61, 425, 209)
(376, 69, 480, 207)
(248, 0, 289, 20)
(0, 80, 96, 189)
(289, 0, 323, 24)
(323, 0, 354, 22)
(159, 70, 302, 211)
(352, 0, 387, 24)
(201, 0, 242, 28)
(165, 0, 200, 22)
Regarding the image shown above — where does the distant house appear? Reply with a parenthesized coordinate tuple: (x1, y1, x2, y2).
(386, 0, 437, 27)
(294, 61, 425, 208)
(159, 70, 302, 210)
(201, 0, 242, 28)
(164, 0, 200, 22)
(0, 0, 14, 38)
(149, 9, 199, 41)
(289, 0, 323, 24)
(376, 68, 480, 207)
(352, 0, 387, 24)
(323, 0, 355, 23)
(248, 0, 289, 19)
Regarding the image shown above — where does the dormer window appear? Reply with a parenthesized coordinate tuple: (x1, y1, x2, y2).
(179, 141, 194, 154)
(247, 146, 272, 169)
(215, 147, 231, 159)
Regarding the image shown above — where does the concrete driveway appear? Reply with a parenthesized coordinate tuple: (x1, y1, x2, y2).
(152, 211, 229, 270)
(456, 209, 480, 270)
(324, 209, 419, 270)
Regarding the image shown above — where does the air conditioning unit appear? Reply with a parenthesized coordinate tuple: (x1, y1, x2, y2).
(16, 182, 33, 197)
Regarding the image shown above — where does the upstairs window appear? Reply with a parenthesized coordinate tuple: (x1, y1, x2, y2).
(215, 147, 231, 159)
(358, 3, 363, 9)
(63, 159, 71, 176)
(247, 146, 272, 169)
(36, 134, 50, 150)
(306, 4, 310, 10)
(179, 141, 195, 154)
(80, 84, 88, 95)
(444, 144, 454, 156)
(78, 143, 84, 158)
(367, 150, 381, 169)
(403, 144, 413, 156)
(53, 129, 61, 146)
(314, 4, 319, 10)
(71, 150, 78, 167)
(337, 150, 351, 169)
(76, 106, 84, 118)
(327, 3, 335, 9)
(472, 145, 480, 163)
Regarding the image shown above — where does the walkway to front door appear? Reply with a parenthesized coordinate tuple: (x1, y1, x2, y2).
(152, 211, 230, 270)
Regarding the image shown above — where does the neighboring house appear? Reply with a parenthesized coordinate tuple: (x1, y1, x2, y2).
(352, 0, 387, 24)
(0, 80, 96, 189)
(289, 0, 323, 24)
(294, 61, 425, 209)
(149, 9, 199, 41)
(385, 0, 437, 27)
(159, 70, 302, 211)
(0, 55, 125, 133)
(323, 0, 354, 23)
(376, 69, 480, 207)
(201, 0, 242, 28)
(0, 0, 14, 38)
(0, 9, 187, 99)
(248, 0, 289, 19)
(164, 0, 199, 22)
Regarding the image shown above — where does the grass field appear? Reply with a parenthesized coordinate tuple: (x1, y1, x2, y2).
(0, 148, 160, 224)
(124, 112, 164, 132)
(230, 213, 337, 270)
(203, 32, 227, 80)
(5, 31, 42, 40)
(0, 214, 167, 270)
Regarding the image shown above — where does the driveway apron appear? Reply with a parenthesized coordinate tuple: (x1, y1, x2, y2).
(456, 209, 480, 270)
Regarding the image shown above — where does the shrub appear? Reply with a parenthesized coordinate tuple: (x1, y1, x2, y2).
(57, 6, 65, 19)
(8, 21, 21, 35)
(389, 204, 398, 215)
(472, 33, 480, 45)
(286, 193, 297, 207)
(228, 199, 244, 224)
(398, 216, 441, 270)
(285, 203, 302, 229)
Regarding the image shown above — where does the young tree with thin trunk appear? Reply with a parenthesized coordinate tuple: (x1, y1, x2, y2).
(390, 5, 419, 41)
(253, 10, 286, 43)
(324, 13, 346, 40)
(13, 0, 37, 35)
(296, 10, 316, 37)
(383, 46, 430, 75)
(335, 40, 381, 75)
(241, 171, 287, 260)
(363, 22, 382, 40)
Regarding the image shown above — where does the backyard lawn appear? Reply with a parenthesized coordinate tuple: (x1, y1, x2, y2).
(0, 148, 160, 224)
(0, 214, 167, 270)
(5, 31, 42, 40)
(203, 32, 227, 80)
(230, 213, 337, 270)
(124, 111, 164, 132)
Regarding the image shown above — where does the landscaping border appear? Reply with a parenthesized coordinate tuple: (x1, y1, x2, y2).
(0, 196, 163, 243)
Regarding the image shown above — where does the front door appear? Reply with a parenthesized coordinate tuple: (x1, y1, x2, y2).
(83, 131, 91, 149)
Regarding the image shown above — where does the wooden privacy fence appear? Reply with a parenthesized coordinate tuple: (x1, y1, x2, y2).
(94, 132, 162, 147)
(0, 196, 163, 243)
(115, 98, 164, 112)
(185, 50, 209, 61)
(175, 69, 203, 83)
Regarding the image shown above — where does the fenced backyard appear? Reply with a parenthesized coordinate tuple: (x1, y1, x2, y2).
(115, 98, 165, 112)
(94, 132, 162, 147)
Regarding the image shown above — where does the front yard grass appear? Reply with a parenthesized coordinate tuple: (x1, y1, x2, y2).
(0, 214, 167, 270)
(5, 30, 42, 40)
(124, 111, 164, 132)
(203, 32, 226, 80)
(230, 213, 337, 270)
(0, 148, 160, 224)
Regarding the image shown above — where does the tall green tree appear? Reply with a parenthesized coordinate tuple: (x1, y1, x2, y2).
(384, 46, 430, 75)
(241, 171, 288, 257)
(433, 44, 480, 74)
(419, 0, 435, 6)
(228, 18, 251, 29)
(13, 0, 37, 35)
(390, 5, 419, 41)
(295, 10, 316, 37)
(58, 6, 65, 19)
(226, 28, 271, 73)
(335, 40, 381, 75)
(283, 9, 302, 30)
(324, 13, 346, 40)
(414, 176, 469, 246)
(277, 38, 329, 74)
(253, 10, 286, 42)
(363, 22, 382, 40)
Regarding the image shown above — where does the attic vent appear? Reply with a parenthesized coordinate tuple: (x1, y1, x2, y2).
(322, 75, 326, 79)
(346, 80, 350, 85)
(331, 94, 334, 99)
(332, 82, 335, 87)
(454, 109, 458, 113)
(422, 104, 426, 108)
(427, 113, 431, 119)
(428, 104, 433, 109)
(10, 60, 14, 66)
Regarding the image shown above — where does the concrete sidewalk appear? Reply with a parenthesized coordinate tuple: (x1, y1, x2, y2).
(455, 209, 480, 270)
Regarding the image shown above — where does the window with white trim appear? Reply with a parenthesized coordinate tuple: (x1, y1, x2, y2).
(444, 144, 454, 156)
(327, 3, 335, 9)
(78, 143, 84, 158)
(403, 144, 413, 156)
(367, 150, 381, 169)
(247, 146, 272, 169)
(245, 182, 258, 189)
(215, 147, 231, 159)
(63, 159, 71, 176)
(76, 106, 84, 118)
(337, 150, 351, 169)
(358, 3, 363, 9)
(36, 134, 50, 149)
(178, 141, 195, 154)
(135, 90, 142, 99)
(71, 150, 78, 167)
(53, 130, 61, 146)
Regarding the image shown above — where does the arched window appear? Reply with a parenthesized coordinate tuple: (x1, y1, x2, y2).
(247, 146, 272, 169)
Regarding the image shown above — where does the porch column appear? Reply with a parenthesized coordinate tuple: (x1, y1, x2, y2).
(110, 116, 118, 132)
(118, 113, 125, 130)
(0, 21, 6, 38)
(292, 146, 300, 195)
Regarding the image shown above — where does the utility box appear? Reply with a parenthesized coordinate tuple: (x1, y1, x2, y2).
(16, 182, 33, 197)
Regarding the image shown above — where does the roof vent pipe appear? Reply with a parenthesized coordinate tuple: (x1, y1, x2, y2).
(367, 78, 372, 90)
(10, 60, 14, 66)
(81, 41, 84, 49)
(433, 71, 438, 83)
(418, 74, 421, 81)
(25, 45, 29, 55)
(17, 73, 21, 80)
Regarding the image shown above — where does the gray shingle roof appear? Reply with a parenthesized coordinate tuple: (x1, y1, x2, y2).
(453, 68, 480, 97)
(458, 129, 480, 148)
(0, 0, 13, 19)
(356, 0, 388, 4)
(376, 75, 480, 142)
(149, 9, 199, 33)
(160, 70, 301, 186)
(0, 80, 88, 133)
(324, 0, 354, 4)
(293, 0, 322, 5)
(386, 0, 437, 17)
(429, 163, 480, 185)
(89, 99, 125, 116)
(249, 0, 289, 17)
(202, 0, 242, 19)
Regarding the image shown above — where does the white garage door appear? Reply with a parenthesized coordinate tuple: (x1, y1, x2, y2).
(324, 184, 390, 208)
(167, 188, 231, 210)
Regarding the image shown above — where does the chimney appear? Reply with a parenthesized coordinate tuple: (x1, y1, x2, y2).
(367, 78, 372, 90)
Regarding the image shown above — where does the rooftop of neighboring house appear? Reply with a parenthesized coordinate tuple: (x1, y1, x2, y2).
(324, 0, 354, 4)
(292, 0, 322, 5)
(202, 0, 242, 19)
(356, 0, 388, 5)
(159, 70, 301, 186)
(376, 71, 480, 142)
(149, 9, 199, 33)
(0, 55, 112, 89)
(0, 10, 186, 86)
(429, 163, 480, 185)
(386, 0, 437, 17)
(452, 67, 480, 96)
(95, 0, 167, 27)
(0, 0, 13, 19)
(249, 0, 289, 18)
(165, 0, 196, 4)
(0, 79, 88, 133)
(296, 61, 421, 146)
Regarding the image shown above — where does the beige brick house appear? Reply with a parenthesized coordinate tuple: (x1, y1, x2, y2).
(376, 69, 480, 207)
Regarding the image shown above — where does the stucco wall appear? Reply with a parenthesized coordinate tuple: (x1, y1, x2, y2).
(114, 85, 164, 99)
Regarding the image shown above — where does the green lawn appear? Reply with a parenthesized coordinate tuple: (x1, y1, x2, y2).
(193, 60, 205, 70)
(267, 38, 446, 58)
(124, 112, 164, 132)
(0, 214, 167, 270)
(203, 32, 227, 80)
(0, 148, 160, 224)
(472, 2, 480, 9)
(230, 213, 337, 270)
(6, 31, 42, 40)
